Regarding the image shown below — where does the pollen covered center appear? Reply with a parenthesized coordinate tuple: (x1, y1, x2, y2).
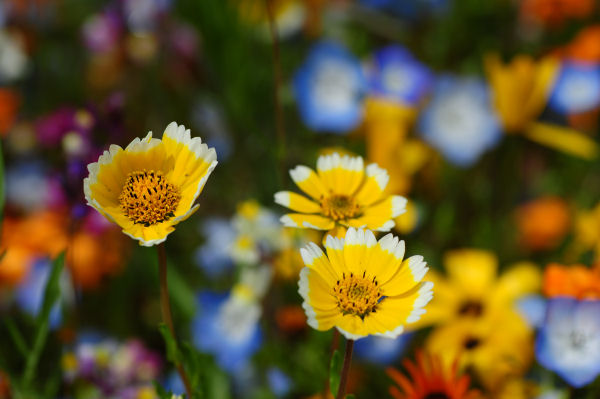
(320, 194, 359, 221)
(119, 170, 181, 226)
(334, 272, 381, 318)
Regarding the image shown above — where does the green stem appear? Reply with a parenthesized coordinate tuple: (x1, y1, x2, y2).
(336, 339, 354, 399)
(22, 318, 49, 386)
(157, 243, 193, 398)
(264, 0, 287, 183)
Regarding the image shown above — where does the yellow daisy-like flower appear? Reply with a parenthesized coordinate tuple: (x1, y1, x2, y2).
(84, 122, 218, 246)
(275, 153, 407, 234)
(412, 249, 540, 329)
(298, 227, 433, 340)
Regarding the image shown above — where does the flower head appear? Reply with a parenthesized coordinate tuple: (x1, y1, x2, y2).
(535, 297, 600, 387)
(386, 351, 480, 399)
(418, 76, 502, 167)
(426, 311, 533, 390)
(543, 263, 600, 299)
(515, 197, 570, 251)
(298, 227, 432, 340)
(84, 122, 217, 246)
(275, 153, 407, 234)
(485, 54, 559, 133)
(293, 41, 366, 134)
(548, 61, 600, 114)
(416, 249, 541, 329)
(366, 45, 432, 106)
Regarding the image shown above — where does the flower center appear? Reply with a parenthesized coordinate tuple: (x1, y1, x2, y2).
(320, 194, 359, 221)
(334, 271, 381, 318)
(463, 336, 481, 350)
(458, 300, 484, 317)
(118, 169, 180, 226)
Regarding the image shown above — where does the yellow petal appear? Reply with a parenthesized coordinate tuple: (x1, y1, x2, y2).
(489, 262, 541, 309)
(316, 153, 364, 196)
(524, 122, 598, 160)
(289, 165, 328, 200)
(354, 163, 389, 206)
(445, 249, 497, 298)
(346, 195, 407, 231)
(274, 191, 321, 213)
(300, 242, 339, 286)
(342, 228, 377, 276)
(381, 255, 428, 296)
(280, 213, 334, 230)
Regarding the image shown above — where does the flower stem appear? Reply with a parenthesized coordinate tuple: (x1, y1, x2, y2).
(323, 329, 340, 398)
(264, 0, 287, 182)
(336, 338, 354, 399)
(157, 243, 193, 399)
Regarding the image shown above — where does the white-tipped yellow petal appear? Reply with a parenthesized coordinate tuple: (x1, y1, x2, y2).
(289, 165, 328, 200)
(274, 191, 321, 213)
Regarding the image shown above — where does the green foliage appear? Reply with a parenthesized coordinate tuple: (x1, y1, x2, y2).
(329, 349, 342, 398)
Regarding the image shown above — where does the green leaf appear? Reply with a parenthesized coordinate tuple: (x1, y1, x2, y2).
(329, 349, 342, 397)
(166, 264, 197, 320)
(3, 318, 29, 359)
(22, 252, 65, 387)
(158, 323, 183, 365)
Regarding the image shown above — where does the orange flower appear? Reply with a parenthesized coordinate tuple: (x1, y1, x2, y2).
(275, 305, 307, 333)
(0, 89, 19, 137)
(561, 25, 600, 62)
(515, 197, 570, 251)
(387, 352, 480, 399)
(0, 210, 69, 286)
(67, 227, 129, 289)
(543, 263, 600, 299)
(520, 0, 594, 26)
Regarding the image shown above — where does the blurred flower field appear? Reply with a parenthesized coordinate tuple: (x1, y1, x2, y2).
(3, 0, 600, 398)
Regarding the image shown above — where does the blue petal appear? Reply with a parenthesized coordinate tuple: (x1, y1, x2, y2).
(549, 62, 600, 114)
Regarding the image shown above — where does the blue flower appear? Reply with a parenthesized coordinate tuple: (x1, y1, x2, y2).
(293, 41, 366, 134)
(367, 45, 432, 105)
(418, 75, 502, 167)
(267, 367, 292, 397)
(359, 0, 449, 18)
(194, 218, 235, 278)
(548, 62, 600, 114)
(16, 260, 62, 329)
(354, 332, 413, 365)
(535, 297, 600, 388)
(192, 292, 263, 374)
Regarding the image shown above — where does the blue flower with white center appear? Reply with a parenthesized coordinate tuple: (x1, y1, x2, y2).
(418, 75, 502, 167)
(16, 260, 64, 329)
(548, 62, 600, 114)
(354, 332, 413, 365)
(367, 45, 432, 105)
(293, 41, 366, 134)
(192, 292, 263, 374)
(535, 297, 600, 388)
(194, 218, 236, 278)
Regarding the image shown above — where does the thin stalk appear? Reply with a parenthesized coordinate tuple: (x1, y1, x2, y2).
(157, 243, 193, 398)
(336, 339, 354, 399)
(264, 0, 287, 182)
(323, 329, 340, 398)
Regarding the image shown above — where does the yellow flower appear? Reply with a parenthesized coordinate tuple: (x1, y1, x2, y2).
(275, 152, 407, 235)
(84, 122, 218, 246)
(485, 54, 558, 133)
(486, 54, 598, 159)
(426, 311, 533, 391)
(363, 98, 430, 195)
(414, 249, 540, 328)
(298, 227, 433, 340)
(570, 202, 600, 261)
